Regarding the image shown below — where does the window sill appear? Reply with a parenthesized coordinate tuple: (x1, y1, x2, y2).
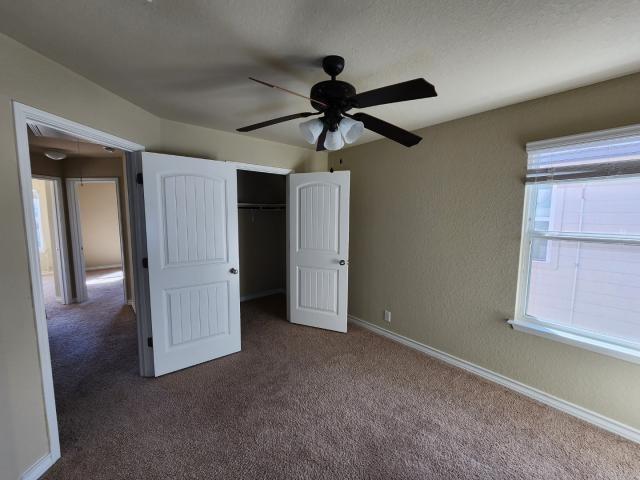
(508, 318, 640, 365)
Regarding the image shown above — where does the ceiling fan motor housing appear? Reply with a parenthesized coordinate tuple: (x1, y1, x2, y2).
(322, 55, 345, 78)
(310, 55, 356, 130)
(310, 80, 356, 114)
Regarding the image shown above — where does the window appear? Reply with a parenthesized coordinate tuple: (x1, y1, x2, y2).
(512, 126, 640, 364)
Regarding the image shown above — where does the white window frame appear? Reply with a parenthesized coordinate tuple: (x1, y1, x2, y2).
(530, 184, 553, 263)
(511, 131, 640, 365)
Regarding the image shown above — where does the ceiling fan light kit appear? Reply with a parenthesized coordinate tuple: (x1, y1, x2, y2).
(324, 129, 345, 151)
(339, 117, 365, 144)
(237, 55, 437, 151)
(299, 118, 324, 144)
(300, 116, 364, 149)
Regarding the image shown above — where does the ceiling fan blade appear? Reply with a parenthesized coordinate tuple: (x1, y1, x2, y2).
(348, 112, 422, 147)
(351, 78, 437, 108)
(237, 112, 318, 132)
(316, 126, 328, 151)
(248, 77, 327, 108)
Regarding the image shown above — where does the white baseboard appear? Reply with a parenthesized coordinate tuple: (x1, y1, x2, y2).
(241, 288, 285, 302)
(348, 314, 640, 444)
(21, 452, 57, 480)
(127, 299, 136, 313)
(85, 264, 121, 271)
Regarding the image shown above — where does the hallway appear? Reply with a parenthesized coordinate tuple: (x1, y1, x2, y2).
(43, 269, 137, 454)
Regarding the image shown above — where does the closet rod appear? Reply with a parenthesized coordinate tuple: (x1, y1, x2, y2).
(238, 202, 286, 211)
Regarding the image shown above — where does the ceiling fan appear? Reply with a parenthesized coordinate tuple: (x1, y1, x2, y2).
(236, 55, 437, 151)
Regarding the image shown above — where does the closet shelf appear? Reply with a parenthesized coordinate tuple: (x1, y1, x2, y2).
(238, 202, 286, 211)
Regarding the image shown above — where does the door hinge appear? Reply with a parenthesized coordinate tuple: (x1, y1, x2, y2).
(136, 172, 143, 185)
(147, 337, 153, 348)
(142, 257, 148, 269)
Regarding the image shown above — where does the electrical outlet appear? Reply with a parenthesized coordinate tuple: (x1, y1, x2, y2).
(384, 310, 391, 323)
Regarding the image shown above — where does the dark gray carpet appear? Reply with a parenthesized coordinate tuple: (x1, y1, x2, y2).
(42, 275, 639, 479)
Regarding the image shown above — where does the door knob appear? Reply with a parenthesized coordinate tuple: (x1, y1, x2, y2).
(339, 260, 346, 266)
(229, 268, 238, 274)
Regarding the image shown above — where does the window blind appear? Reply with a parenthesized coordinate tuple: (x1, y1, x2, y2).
(525, 124, 640, 183)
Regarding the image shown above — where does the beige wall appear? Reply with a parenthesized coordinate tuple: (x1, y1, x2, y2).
(329, 72, 640, 432)
(0, 32, 327, 480)
(77, 182, 121, 269)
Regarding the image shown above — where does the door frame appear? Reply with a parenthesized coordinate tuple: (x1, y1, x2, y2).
(226, 161, 292, 176)
(12, 102, 145, 468)
(231, 162, 293, 308)
(66, 177, 126, 304)
(32, 175, 73, 305)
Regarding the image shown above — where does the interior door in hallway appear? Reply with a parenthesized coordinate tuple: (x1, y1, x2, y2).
(142, 153, 240, 376)
(288, 171, 350, 332)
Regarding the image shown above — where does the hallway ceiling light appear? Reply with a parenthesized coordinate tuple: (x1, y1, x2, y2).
(44, 150, 67, 160)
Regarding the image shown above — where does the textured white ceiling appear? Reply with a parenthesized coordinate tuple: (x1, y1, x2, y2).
(2, 0, 640, 148)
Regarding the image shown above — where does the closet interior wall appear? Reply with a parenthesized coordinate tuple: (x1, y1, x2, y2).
(237, 170, 286, 299)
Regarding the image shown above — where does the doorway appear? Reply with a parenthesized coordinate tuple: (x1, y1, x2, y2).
(14, 102, 146, 467)
(28, 126, 138, 466)
(31, 176, 72, 307)
(237, 169, 287, 303)
(66, 178, 127, 304)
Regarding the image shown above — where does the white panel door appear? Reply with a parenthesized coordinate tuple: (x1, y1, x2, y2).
(142, 153, 240, 376)
(288, 171, 350, 332)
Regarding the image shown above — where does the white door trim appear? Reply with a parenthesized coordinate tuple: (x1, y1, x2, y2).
(65, 178, 88, 302)
(233, 162, 292, 313)
(124, 152, 154, 377)
(66, 177, 126, 304)
(12, 101, 145, 475)
(17, 102, 145, 152)
(226, 161, 293, 175)
(20, 452, 57, 480)
(32, 175, 72, 305)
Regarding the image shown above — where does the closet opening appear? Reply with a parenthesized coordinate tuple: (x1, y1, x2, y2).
(237, 169, 287, 321)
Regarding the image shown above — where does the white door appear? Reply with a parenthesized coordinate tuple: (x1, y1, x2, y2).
(142, 153, 241, 376)
(288, 171, 350, 332)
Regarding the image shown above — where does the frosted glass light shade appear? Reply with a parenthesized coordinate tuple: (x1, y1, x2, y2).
(299, 118, 324, 144)
(338, 117, 365, 144)
(44, 150, 67, 160)
(324, 129, 345, 151)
